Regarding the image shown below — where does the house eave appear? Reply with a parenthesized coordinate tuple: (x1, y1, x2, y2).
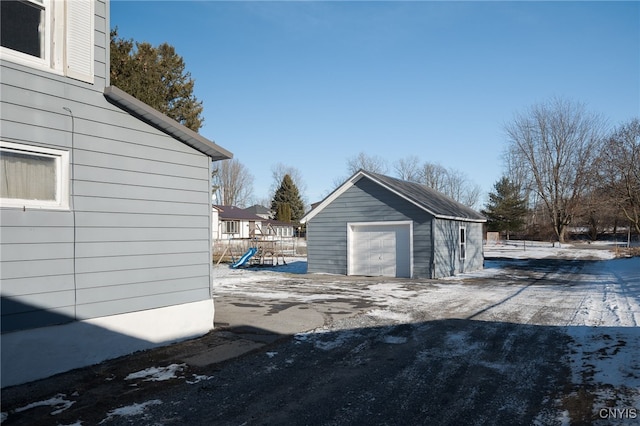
(104, 85, 233, 161)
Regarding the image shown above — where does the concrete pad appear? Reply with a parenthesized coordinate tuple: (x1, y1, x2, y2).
(182, 339, 265, 367)
(215, 298, 326, 336)
(257, 305, 326, 335)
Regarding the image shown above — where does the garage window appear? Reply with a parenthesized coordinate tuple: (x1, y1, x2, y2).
(459, 226, 466, 260)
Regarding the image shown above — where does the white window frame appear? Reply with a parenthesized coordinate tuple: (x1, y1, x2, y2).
(0, 0, 64, 74)
(0, 0, 93, 83)
(459, 226, 467, 260)
(224, 220, 239, 234)
(0, 141, 70, 210)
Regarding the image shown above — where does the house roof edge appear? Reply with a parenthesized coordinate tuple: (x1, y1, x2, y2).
(104, 85, 233, 161)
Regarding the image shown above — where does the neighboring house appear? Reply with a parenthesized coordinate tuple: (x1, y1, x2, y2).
(214, 205, 264, 239)
(243, 205, 296, 238)
(213, 205, 296, 240)
(244, 204, 272, 220)
(263, 219, 296, 238)
(0, 0, 232, 387)
(301, 170, 486, 279)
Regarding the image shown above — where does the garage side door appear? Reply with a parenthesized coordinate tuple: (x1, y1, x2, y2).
(349, 223, 411, 278)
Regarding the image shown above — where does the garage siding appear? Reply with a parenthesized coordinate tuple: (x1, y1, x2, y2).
(307, 178, 434, 278)
(432, 219, 484, 278)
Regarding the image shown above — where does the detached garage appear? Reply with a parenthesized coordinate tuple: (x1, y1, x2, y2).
(301, 170, 486, 279)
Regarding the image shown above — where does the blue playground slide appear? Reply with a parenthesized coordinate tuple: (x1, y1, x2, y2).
(231, 247, 258, 269)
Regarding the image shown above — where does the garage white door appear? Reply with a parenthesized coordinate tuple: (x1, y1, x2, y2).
(348, 223, 411, 278)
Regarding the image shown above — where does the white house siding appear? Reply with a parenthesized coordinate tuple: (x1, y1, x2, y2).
(0, 0, 219, 387)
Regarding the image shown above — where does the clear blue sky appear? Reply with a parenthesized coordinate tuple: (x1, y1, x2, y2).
(110, 1, 639, 207)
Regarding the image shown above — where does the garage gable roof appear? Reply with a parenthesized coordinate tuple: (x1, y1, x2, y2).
(301, 170, 486, 223)
(104, 86, 233, 161)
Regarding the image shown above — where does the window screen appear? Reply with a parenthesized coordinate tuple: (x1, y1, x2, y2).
(1, 150, 57, 201)
(0, 0, 45, 58)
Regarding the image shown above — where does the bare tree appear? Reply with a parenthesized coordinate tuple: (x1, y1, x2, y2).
(212, 159, 254, 207)
(394, 155, 422, 181)
(420, 162, 449, 192)
(327, 152, 390, 194)
(598, 118, 640, 234)
(504, 98, 607, 242)
(443, 168, 482, 209)
(573, 187, 621, 241)
(503, 144, 534, 204)
(419, 162, 481, 209)
(346, 152, 389, 175)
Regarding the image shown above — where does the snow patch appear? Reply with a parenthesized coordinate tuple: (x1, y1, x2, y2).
(312, 329, 362, 351)
(185, 374, 215, 384)
(125, 363, 185, 382)
(484, 241, 616, 260)
(100, 399, 162, 424)
(14, 393, 75, 416)
(367, 309, 412, 323)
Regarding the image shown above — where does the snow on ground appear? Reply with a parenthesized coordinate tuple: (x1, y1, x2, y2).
(4, 246, 638, 424)
(213, 247, 640, 423)
(483, 240, 617, 260)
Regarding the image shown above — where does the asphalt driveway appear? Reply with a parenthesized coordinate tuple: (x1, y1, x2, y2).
(2, 250, 639, 425)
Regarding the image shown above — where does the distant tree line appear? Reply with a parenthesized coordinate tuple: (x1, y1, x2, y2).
(486, 97, 639, 243)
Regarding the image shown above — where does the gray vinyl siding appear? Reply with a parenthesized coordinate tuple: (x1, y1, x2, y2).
(307, 177, 434, 278)
(432, 219, 484, 278)
(0, 0, 213, 333)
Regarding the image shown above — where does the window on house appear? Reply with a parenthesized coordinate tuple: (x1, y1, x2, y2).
(0, 0, 94, 83)
(224, 221, 239, 234)
(0, 142, 70, 209)
(0, 0, 45, 59)
(459, 226, 466, 260)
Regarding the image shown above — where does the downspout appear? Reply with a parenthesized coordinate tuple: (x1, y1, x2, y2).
(62, 106, 77, 320)
(208, 162, 215, 328)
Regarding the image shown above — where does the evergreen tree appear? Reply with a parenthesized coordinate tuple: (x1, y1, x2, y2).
(110, 28, 204, 131)
(276, 203, 292, 223)
(271, 174, 305, 222)
(482, 177, 528, 239)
